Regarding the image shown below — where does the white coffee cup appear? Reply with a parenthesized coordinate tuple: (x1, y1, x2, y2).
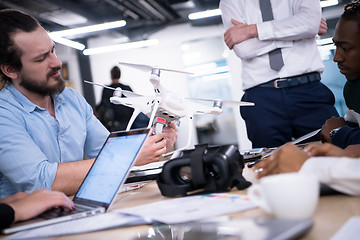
(247, 173, 319, 219)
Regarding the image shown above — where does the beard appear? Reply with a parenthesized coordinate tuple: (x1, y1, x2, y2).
(19, 67, 65, 96)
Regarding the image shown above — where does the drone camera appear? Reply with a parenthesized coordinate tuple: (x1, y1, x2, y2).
(151, 68, 161, 77)
(213, 100, 222, 109)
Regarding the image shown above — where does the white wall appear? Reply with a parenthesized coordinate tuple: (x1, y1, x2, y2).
(55, 44, 83, 95)
(57, 22, 252, 150)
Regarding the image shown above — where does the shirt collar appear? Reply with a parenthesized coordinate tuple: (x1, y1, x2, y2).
(6, 84, 66, 113)
(53, 91, 65, 111)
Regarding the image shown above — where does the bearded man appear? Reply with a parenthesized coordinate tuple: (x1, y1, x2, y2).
(0, 9, 177, 198)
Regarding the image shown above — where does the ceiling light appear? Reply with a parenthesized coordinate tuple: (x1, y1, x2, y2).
(316, 37, 333, 46)
(51, 36, 85, 50)
(49, 20, 127, 38)
(188, 9, 222, 20)
(320, 0, 338, 8)
(83, 39, 159, 55)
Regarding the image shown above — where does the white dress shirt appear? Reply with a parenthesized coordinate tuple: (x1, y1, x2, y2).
(220, 0, 324, 90)
(300, 156, 360, 196)
(345, 109, 360, 125)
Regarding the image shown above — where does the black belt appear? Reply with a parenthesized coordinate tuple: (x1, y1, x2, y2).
(258, 72, 321, 88)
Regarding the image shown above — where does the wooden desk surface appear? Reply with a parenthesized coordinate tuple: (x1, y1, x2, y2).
(42, 168, 360, 240)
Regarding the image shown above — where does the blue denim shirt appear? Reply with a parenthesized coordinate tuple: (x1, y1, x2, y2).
(0, 84, 109, 198)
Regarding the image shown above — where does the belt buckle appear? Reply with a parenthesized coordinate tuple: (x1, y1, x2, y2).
(274, 78, 287, 88)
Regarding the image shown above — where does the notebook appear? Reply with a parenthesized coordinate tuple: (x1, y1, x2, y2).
(2, 128, 150, 234)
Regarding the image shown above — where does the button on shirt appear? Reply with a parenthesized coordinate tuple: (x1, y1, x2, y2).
(0, 84, 109, 198)
(220, 0, 324, 90)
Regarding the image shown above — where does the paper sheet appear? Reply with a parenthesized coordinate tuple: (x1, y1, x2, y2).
(330, 216, 360, 240)
(5, 212, 150, 240)
(5, 193, 256, 239)
(118, 193, 257, 224)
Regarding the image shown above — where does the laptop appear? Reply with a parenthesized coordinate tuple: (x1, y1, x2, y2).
(2, 128, 150, 235)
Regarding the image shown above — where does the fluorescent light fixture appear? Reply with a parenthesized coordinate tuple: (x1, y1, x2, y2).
(188, 9, 222, 20)
(317, 37, 333, 46)
(319, 44, 336, 52)
(49, 20, 127, 38)
(83, 39, 159, 55)
(320, 0, 338, 8)
(51, 36, 85, 50)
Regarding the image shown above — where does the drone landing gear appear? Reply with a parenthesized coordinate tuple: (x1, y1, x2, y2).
(126, 109, 141, 131)
(163, 113, 194, 157)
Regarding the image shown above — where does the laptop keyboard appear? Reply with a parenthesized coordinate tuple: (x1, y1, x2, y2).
(39, 205, 93, 220)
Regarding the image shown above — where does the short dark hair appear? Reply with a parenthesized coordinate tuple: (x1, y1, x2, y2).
(111, 66, 121, 79)
(0, 9, 41, 85)
(341, 0, 360, 32)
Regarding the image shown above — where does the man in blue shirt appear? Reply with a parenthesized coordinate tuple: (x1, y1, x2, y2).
(0, 9, 177, 198)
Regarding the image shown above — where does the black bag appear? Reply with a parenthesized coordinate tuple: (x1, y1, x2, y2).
(157, 144, 252, 197)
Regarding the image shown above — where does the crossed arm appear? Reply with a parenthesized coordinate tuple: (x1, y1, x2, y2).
(223, 17, 327, 50)
(220, 0, 325, 59)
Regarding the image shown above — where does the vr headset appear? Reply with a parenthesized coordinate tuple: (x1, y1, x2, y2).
(157, 144, 252, 197)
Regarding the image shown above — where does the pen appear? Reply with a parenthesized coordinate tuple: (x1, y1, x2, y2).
(119, 183, 145, 193)
(261, 128, 321, 159)
(247, 160, 261, 168)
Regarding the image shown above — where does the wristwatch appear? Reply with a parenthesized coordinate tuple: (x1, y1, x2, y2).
(329, 127, 341, 138)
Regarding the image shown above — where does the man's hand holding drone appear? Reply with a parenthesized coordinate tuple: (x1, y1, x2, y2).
(135, 122, 178, 166)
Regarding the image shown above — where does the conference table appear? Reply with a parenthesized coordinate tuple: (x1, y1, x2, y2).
(40, 168, 360, 240)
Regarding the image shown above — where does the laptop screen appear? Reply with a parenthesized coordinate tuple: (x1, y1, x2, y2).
(73, 128, 149, 207)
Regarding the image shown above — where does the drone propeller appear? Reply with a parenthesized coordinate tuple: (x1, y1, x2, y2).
(84, 80, 116, 90)
(83, 80, 142, 97)
(118, 61, 193, 75)
(186, 97, 255, 107)
(221, 100, 255, 106)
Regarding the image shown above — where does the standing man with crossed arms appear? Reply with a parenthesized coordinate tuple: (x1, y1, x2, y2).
(220, 0, 339, 148)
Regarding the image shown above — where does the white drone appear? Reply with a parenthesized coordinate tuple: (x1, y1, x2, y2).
(86, 61, 254, 155)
